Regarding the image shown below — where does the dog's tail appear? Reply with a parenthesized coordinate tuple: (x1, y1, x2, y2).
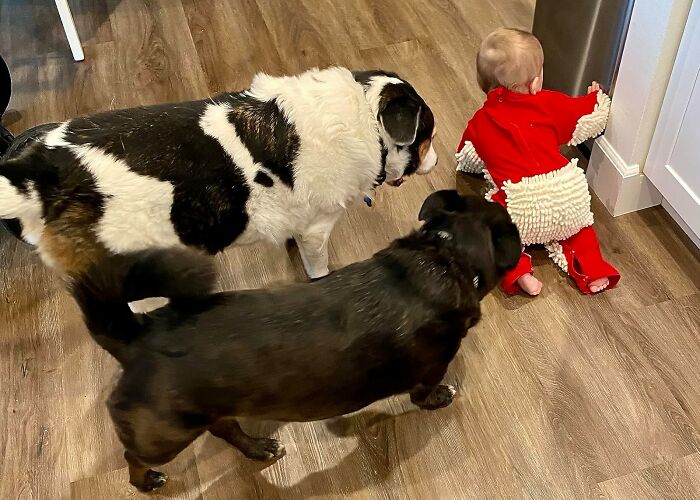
(68, 250, 217, 364)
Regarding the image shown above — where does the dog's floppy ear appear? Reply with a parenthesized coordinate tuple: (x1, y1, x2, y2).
(476, 201, 521, 270)
(379, 86, 422, 146)
(490, 220, 521, 270)
(418, 190, 467, 221)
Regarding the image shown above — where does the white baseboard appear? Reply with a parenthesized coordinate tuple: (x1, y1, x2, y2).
(662, 198, 700, 249)
(586, 136, 662, 217)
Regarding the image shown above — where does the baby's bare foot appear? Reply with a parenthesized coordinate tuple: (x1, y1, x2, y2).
(589, 277, 609, 293)
(517, 273, 542, 296)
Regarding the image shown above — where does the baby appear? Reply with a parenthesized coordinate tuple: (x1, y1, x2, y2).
(456, 28, 620, 296)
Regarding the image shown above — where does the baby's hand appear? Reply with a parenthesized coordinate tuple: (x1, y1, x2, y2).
(588, 81, 601, 93)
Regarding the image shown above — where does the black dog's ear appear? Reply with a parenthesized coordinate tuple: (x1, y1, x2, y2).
(380, 97, 421, 145)
(491, 221, 521, 270)
(418, 190, 466, 221)
(478, 202, 522, 269)
(378, 84, 422, 145)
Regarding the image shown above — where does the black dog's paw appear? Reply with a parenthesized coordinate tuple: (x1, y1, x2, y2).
(416, 384, 456, 410)
(139, 469, 168, 492)
(243, 438, 286, 461)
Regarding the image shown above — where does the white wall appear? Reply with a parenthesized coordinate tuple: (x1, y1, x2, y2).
(586, 0, 693, 216)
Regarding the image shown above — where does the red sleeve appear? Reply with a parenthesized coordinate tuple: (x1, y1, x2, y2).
(540, 90, 599, 145)
(457, 119, 477, 153)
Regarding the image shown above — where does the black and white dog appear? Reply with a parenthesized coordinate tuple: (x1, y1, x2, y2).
(0, 67, 436, 277)
(68, 191, 521, 492)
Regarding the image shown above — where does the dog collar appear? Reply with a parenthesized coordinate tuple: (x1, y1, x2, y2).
(365, 141, 389, 207)
(376, 139, 388, 186)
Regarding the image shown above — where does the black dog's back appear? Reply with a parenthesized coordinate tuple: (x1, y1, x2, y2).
(70, 240, 474, 423)
(118, 247, 468, 421)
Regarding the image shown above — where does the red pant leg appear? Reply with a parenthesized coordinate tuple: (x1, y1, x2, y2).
(502, 252, 533, 295)
(559, 226, 620, 294)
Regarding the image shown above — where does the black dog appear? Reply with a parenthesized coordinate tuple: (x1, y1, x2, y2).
(69, 191, 521, 492)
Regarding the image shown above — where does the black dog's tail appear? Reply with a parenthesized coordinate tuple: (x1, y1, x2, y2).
(69, 250, 217, 364)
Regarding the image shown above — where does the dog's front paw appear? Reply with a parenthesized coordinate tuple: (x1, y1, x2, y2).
(308, 268, 330, 281)
(243, 438, 286, 461)
(136, 469, 168, 492)
(415, 384, 456, 410)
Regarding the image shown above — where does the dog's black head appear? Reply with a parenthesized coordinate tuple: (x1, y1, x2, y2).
(418, 190, 521, 297)
(353, 70, 437, 187)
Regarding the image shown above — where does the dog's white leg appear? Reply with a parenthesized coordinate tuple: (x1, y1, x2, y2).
(294, 214, 339, 279)
(295, 231, 331, 279)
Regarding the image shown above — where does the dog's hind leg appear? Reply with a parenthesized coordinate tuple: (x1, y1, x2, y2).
(410, 367, 457, 410)
(124, 451, 169, 492)
(210, 418, 286, 461)
(411, 384, 457, 410)
(120, 429, 202, 492)
(110, 403, 204, 492)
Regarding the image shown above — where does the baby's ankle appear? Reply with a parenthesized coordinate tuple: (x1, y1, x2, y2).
(517, 273, 543, 296)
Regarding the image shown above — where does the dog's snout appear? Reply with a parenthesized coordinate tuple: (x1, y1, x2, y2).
(416, 143, 438, 175)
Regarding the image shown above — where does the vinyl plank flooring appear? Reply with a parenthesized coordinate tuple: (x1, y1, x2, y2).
(614, 295, 700, 430)
(593, 203, 699, 310)
(61, 311, 126, 484)
(0, 258, 72, 499)
(105, 0, 210, 105)
(328, 0, 427, 52)
(0, 1, 68, 60)
(181, 0, 287, 93)
(253, 0, 339, 73)
(506, 295, 700, 482)
(599, 452, 700, 499)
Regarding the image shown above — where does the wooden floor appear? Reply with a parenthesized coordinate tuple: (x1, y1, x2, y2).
(1, 1, 700, 498)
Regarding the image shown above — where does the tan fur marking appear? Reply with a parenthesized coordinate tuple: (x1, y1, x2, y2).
(38, 220, 108, 275)
(418, 138, 432, 163)
(418, 127, 437, 163)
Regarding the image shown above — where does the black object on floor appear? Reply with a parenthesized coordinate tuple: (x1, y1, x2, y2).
(1, 218, 23, 240)
(0, 53, 12, 156)
(1, 122, 58, 161)
(0, 53, 10, 117)
(0, 125, 12, 156)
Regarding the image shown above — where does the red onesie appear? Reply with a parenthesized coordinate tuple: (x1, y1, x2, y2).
(456, 87, 620, 294)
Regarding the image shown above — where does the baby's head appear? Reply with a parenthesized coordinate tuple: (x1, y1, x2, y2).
(477, 28, 544, 94)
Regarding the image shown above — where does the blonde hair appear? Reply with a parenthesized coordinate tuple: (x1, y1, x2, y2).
(476, 28, 544, 93)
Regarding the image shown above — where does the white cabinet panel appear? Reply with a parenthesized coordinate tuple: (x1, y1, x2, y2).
(667, 71, 700, 195)
(646, 1, 700, 246)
